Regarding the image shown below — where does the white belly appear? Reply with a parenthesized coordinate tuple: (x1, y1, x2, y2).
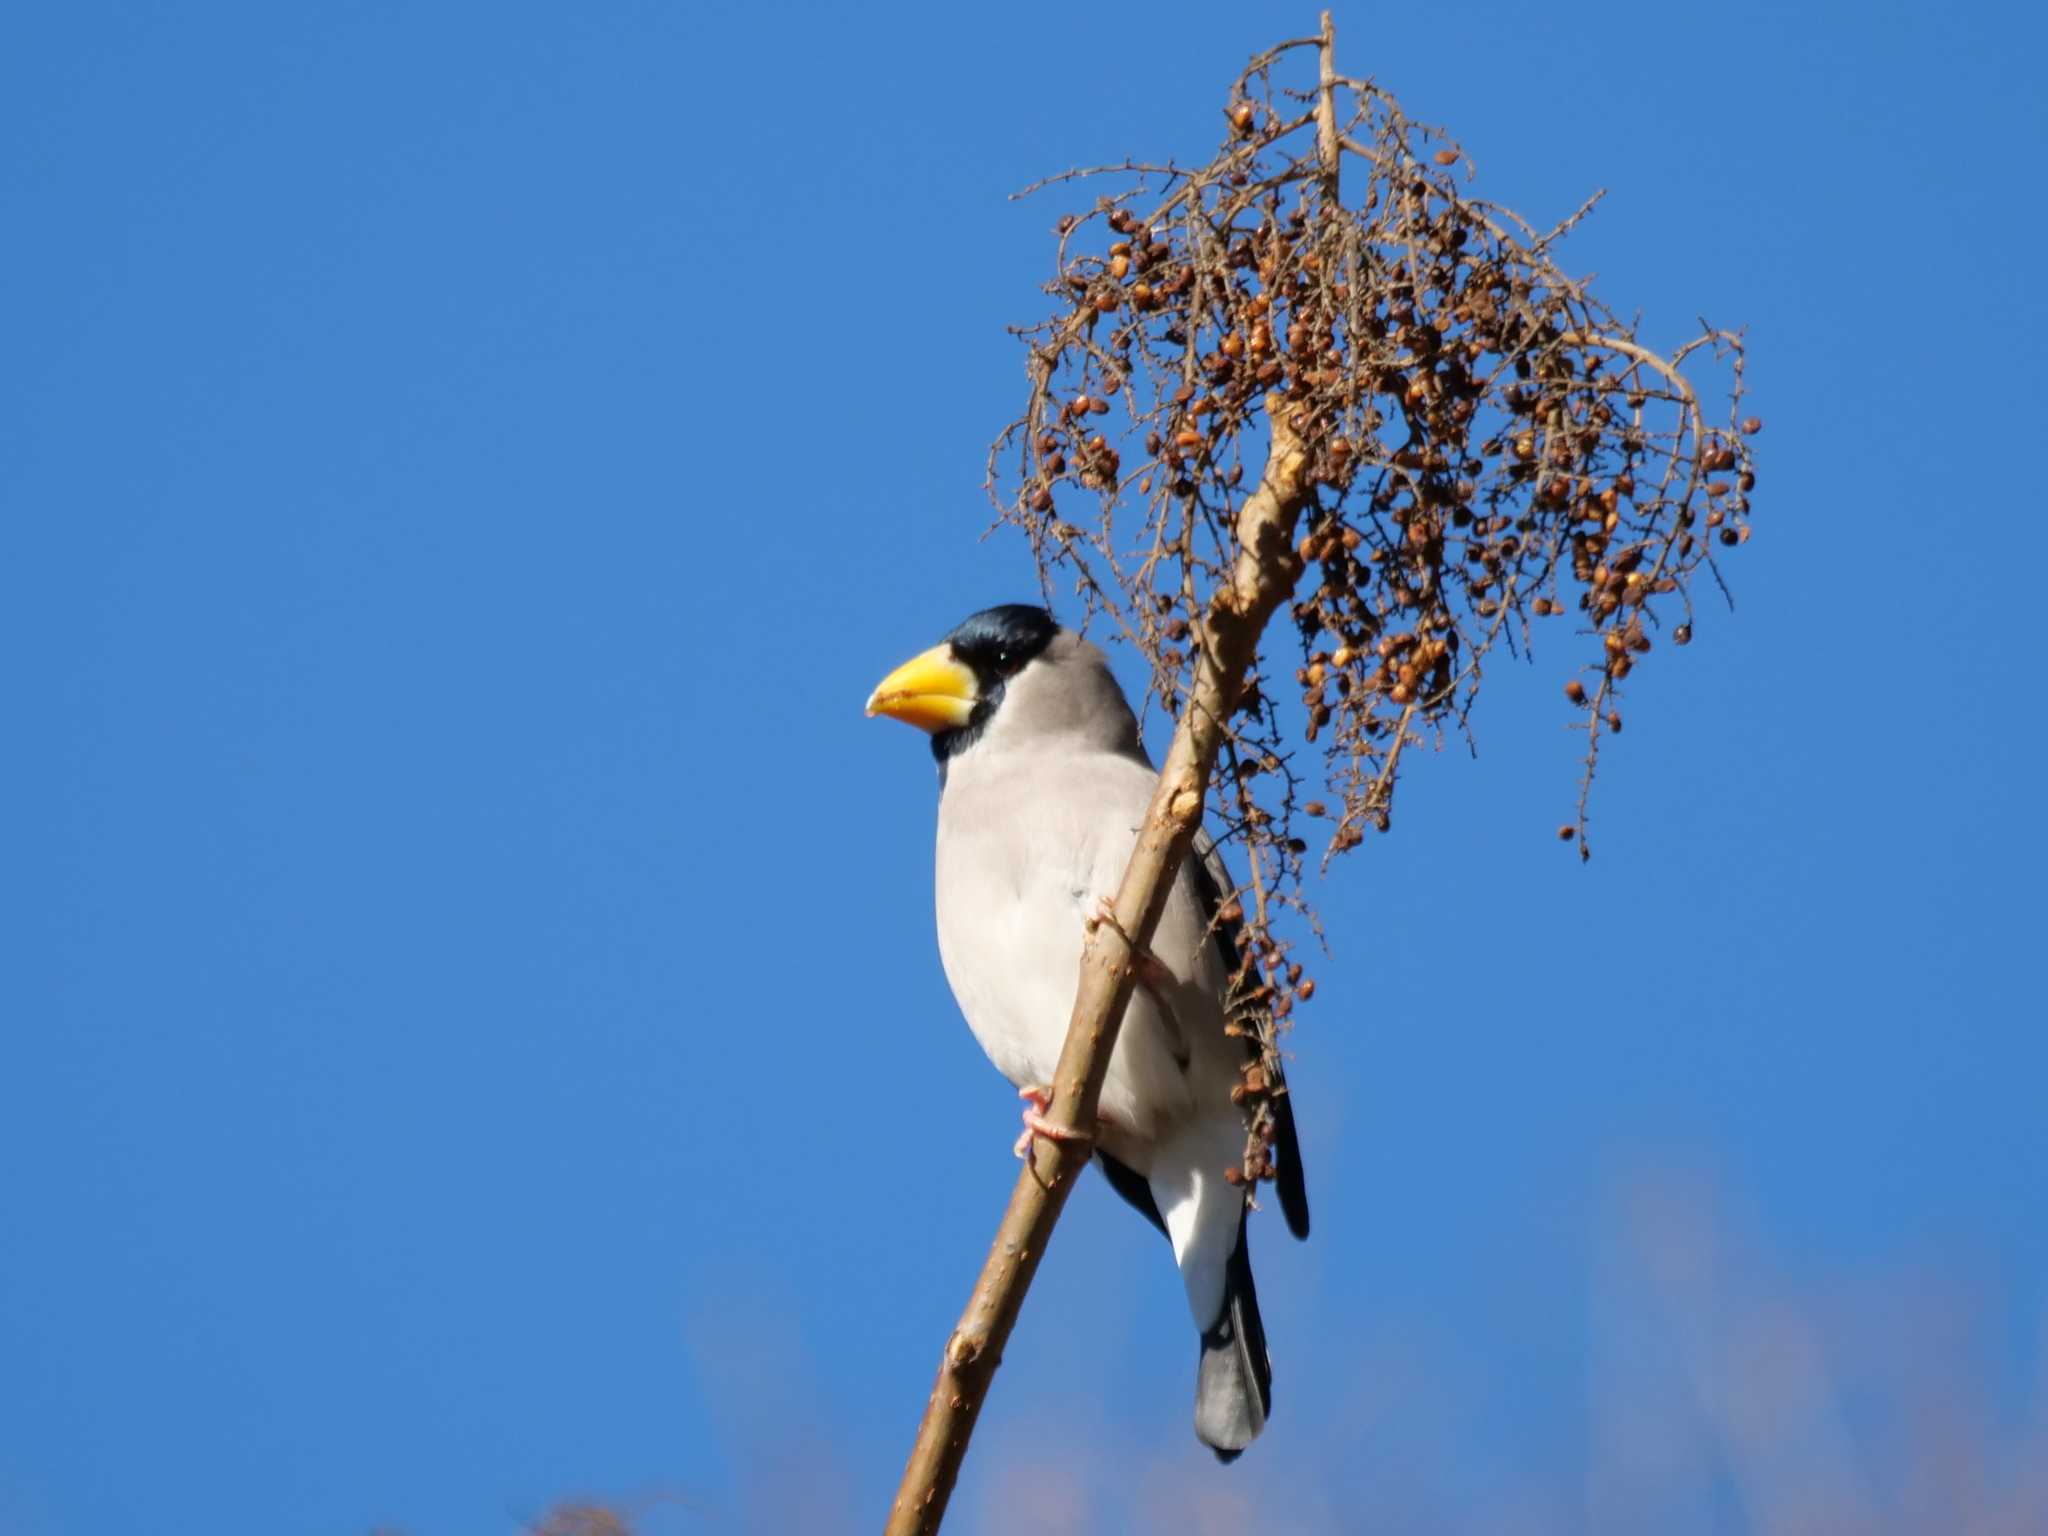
(933, 750, 1196, 1138)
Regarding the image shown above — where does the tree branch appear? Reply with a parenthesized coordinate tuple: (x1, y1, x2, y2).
(1314, 10, 1340, 200)
(884, 398, 1313, 1535)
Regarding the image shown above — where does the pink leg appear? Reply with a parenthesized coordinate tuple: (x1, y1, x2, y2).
(1013, 1085, 1115, 1158)
(1086, 897, 1181, 994)
(1086, 895, 1188, 1050)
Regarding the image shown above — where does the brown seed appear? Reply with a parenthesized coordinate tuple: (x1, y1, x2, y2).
(1606, 710, 1623, 732)
(1741, 416, 1763, 434)
(1297, 979, 1316, 1001)
(1674, 624, 1692, 646)
(1433, 148, 1460, 166)
(1564, 679, 1587, 705)
(1557, 824, 1575, 841)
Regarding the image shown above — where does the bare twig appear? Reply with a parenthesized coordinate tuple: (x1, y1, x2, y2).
(884, 405, 1312, 1536)
(1313, 11, 1340, 200)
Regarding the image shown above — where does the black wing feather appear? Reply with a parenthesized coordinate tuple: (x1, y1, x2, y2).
(1188, 830, 1311, 1241)
(1097, 1151, 1170, 1237)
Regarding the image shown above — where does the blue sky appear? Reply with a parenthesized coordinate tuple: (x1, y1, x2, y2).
(3, 3, 2043, 1532)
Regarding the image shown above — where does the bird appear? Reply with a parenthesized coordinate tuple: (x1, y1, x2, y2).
(865, 602, 1310, 1461)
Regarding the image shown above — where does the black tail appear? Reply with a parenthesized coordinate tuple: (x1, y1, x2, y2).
(1194, 1207, 1271, 1462)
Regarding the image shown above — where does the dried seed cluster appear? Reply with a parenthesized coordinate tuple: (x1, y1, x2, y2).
(990, 33, 1754, 1187)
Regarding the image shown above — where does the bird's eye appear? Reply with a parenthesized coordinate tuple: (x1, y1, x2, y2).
(995, 649, 1013, 670)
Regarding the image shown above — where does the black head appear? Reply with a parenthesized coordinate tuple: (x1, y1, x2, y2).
(933, 604, 1059, 767)
(943, 604, 1058, 686)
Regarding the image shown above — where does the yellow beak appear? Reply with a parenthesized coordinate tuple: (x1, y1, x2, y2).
(864, 643, 979, 733)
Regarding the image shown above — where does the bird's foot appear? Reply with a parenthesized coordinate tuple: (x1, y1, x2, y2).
(1013, 1085, 1105, 1158)
(1085, 897, 1179, 994)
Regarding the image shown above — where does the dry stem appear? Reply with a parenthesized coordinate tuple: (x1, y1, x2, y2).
(883, 403, 1313, 1536)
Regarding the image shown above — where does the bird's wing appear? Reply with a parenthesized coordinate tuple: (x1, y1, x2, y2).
(1067, 778, 1309, 1244)
(1097, 1151, 1168, 1237)
(1185, 828, 1311, 1241)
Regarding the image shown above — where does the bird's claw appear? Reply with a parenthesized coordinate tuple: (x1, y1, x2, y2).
(1086, 896, 1179, 995)
(1084, 894, 1123, 936)
(1013, 1085, 1102, 1158)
